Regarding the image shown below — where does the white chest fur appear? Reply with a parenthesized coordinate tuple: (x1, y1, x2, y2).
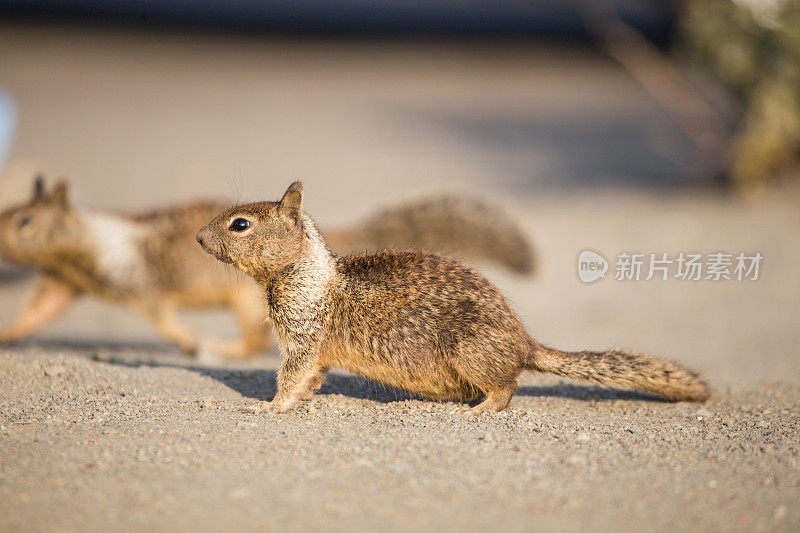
(80, 210, 149, 290)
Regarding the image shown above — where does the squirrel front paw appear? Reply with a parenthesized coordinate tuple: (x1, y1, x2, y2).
(241, 396, 300, 414)
(268, 395, 301, 413)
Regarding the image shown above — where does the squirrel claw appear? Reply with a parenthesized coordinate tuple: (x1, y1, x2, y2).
(241, 402, 272, 415)
(269, 398, 300, 413)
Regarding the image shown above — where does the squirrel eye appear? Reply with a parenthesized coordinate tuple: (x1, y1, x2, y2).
(17, 214, 32, 229)
(228, 218, 250, 232)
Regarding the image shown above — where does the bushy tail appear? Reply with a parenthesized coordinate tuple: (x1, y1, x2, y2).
(324, 195, 536, 275)
(528, 342, 709, 402)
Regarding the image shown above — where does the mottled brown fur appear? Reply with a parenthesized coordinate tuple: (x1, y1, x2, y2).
(196, 182, 710, 413)
(0, 177, 535, 357)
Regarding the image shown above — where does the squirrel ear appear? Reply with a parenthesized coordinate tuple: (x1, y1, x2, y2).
(32, 174, 47, 202)
(51, 180, 70, 207)
(279, 181, 303, 211)
(279, 181, 303, 231)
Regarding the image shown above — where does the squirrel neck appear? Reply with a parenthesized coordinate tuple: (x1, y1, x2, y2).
(258, 214, 339, 324)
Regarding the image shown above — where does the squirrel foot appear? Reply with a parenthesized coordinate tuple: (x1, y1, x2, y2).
(243, 395, 301, 414)
(449, 386, 516, 415)
(199, 339, 260, 360)
(449, 405, 482, 416)
(269, 395, 302, 413)
(241, 401, 274, 415)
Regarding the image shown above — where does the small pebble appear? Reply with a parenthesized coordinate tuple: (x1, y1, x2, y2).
(773, 505, 787, 522)
(44, 365, 66, 377)
(230, 487, 250, 500)
(696, 408, 712, 420)
(566, 453, 589, 467)
(91, 351, 112, 362)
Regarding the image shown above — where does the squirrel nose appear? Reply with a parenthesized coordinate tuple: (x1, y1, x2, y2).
(195, 231, 205, 247)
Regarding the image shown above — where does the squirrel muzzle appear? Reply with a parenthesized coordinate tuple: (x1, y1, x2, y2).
(196, 227, 232, 264)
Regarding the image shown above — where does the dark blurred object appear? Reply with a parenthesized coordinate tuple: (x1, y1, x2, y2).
(580, 3, 730, 186)
(576, 0, 800, 193)
(0, 0, 676, 43)
(681, 0, 800, 192)
(0, 260, 32, 282)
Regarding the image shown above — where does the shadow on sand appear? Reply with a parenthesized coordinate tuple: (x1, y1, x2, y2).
(387, 105, 725, 191)
(23, 338, 181, 354)
(0, 263, 36, 282)
(69, 349, 669, 406)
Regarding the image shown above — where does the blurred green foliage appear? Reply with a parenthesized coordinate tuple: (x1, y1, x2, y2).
(682, 0, 800, 189)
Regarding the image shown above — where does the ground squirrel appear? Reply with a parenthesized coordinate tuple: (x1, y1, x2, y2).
(196, 181, 710, 413)
(0, 176, 535, 357)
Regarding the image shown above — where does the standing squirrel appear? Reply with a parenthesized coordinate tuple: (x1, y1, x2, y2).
(0, 176, 535, 357)
(196, 181, 709, 413)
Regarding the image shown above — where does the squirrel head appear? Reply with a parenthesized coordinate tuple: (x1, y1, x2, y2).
(196, 181, 308, 278)
(0, 175, 83, 264)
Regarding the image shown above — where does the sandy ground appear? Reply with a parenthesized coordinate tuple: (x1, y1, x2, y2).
(0, 22, 799, 532)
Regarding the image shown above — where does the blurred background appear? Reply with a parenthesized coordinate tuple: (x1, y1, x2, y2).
(0, 0, 798, 385)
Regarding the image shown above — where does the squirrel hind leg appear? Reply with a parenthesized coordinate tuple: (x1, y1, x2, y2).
(445, 338, 525, 413)
(232, 289, 274, 356)
(450, 382, 517, 415)
(200, 338, 261, 360)
(199, 314, 275, 359)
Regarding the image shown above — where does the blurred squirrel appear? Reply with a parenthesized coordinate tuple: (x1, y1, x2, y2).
(196, 181, 709, 413)
(0, 176, 535, 357)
